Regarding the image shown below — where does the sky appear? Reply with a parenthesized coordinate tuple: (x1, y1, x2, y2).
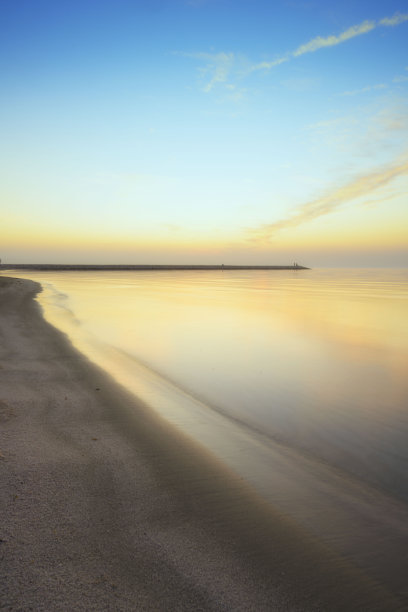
(1, 0, 407, 266)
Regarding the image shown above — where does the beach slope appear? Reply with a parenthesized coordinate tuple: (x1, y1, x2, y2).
(0, 276, 399, 610)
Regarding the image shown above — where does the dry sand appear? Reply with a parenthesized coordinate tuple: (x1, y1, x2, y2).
(0, 276, 403, 611)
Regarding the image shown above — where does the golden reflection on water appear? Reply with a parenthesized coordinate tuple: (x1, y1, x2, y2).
(5, 267, 408, 499)
(5, 267, 408, 600)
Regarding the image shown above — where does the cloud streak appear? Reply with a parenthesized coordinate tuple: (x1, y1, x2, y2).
(178, 50, 237, 92)
(182, 12, 408, 94)
(293, 20, 375, 57)
(200, 52, 235, 92)
(254, 12, 408, 74)
(249, 12, 408, 78)
(292, 12, 408, 59)
(248, 158, 408, 243)
(338, 83, 387, 96)
(249, 56, 289, 73)
(379, 13, 408, 26)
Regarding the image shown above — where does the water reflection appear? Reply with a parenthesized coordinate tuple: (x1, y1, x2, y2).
(5, 268, 408, 501)
(4, 267, 408, 596)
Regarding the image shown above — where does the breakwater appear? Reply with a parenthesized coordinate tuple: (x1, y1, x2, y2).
(1, 264, 309, 271)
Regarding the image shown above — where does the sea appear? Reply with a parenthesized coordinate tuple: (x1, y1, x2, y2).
(4, 267, 408, 596)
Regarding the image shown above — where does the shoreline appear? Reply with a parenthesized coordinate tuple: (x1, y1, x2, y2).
(0, 276, 400, 610)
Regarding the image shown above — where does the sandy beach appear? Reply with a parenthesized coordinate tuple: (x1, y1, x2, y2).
(0, 276, 403, 611)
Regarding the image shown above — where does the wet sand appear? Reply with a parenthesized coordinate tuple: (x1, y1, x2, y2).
(0, 276, 403, 610)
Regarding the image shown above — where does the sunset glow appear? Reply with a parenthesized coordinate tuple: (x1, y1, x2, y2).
(1, 0, 407, 266)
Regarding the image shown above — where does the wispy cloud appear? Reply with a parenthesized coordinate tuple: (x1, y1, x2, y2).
(248, 157, 408, 243)
(179, 51, 237, 92)
(293, 20, 375, 57)
(249, 12, 408, 77)
(292, 12, 408, 58)
(181, 12, 408, 94)
(201, 52, 235, 92)
(338, 83, 387, 96)
(249, 56, 289, 73)
(372, 104, 408, 134)
(336, 67, 408, 97)
(379, 13, 408, 26)
(393, 74, 408, 83)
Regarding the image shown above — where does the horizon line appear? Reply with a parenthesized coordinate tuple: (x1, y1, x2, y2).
(0, 263, 310, 271)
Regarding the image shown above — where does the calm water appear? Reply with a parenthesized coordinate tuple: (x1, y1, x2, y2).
(5, 267, 408, 594)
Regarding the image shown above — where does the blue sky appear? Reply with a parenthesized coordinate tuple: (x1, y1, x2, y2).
(1, 0, 407, 265)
